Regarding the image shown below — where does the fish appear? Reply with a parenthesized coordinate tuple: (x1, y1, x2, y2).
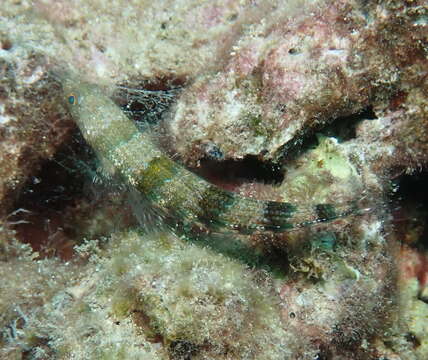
(62, 76, 366, 238)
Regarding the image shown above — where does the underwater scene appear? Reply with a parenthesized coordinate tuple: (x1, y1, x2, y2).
(0, 0, 427, 359)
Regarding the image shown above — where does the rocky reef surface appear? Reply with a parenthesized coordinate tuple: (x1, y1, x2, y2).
(1, 0, 427, 359)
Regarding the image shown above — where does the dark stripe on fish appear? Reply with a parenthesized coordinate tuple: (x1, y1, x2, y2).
(261, 201, 296, 232)
(197, 185, 236, 229)
(315, 204, 337, 221)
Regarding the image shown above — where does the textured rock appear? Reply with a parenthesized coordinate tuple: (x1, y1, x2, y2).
(0, 46, 73, 217)
(2, 0, 265, 84)
(168, 0, 428, 175)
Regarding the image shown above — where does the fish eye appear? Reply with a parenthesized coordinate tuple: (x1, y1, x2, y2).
(68, 93, 77, 105)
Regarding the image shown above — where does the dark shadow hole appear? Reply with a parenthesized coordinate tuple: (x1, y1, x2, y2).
(322, 105, 377, 142)
(390, 171, 428, 249)
(14, 130, 91, 211)
(8, 130, 92, 258)
(112, 76, 185, 124)
(9, 129, 134, 259)
(195, 155, 284, 188)
(277, 105, 377, 164)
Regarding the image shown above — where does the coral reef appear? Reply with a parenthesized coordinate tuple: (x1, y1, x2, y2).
(0, 0, 427, 359)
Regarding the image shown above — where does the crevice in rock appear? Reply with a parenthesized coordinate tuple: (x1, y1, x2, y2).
(112, 77, 185, 125)
(322, 105, 377, 142)
(277, 105, 377, 164)
(8, 130, 92, 258)
(390, 171, 428, 248)
(7, 128, 137, 259)
(194, 155, 284, 189)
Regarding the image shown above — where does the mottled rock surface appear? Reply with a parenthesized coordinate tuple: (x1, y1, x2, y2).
(168, 0, 427, 176)
(0, 48, 73, 217)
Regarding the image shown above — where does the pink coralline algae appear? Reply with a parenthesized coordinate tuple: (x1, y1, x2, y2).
(169, 0, 428, 173)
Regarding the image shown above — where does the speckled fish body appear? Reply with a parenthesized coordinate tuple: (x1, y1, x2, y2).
(63, 77, 359, 235)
